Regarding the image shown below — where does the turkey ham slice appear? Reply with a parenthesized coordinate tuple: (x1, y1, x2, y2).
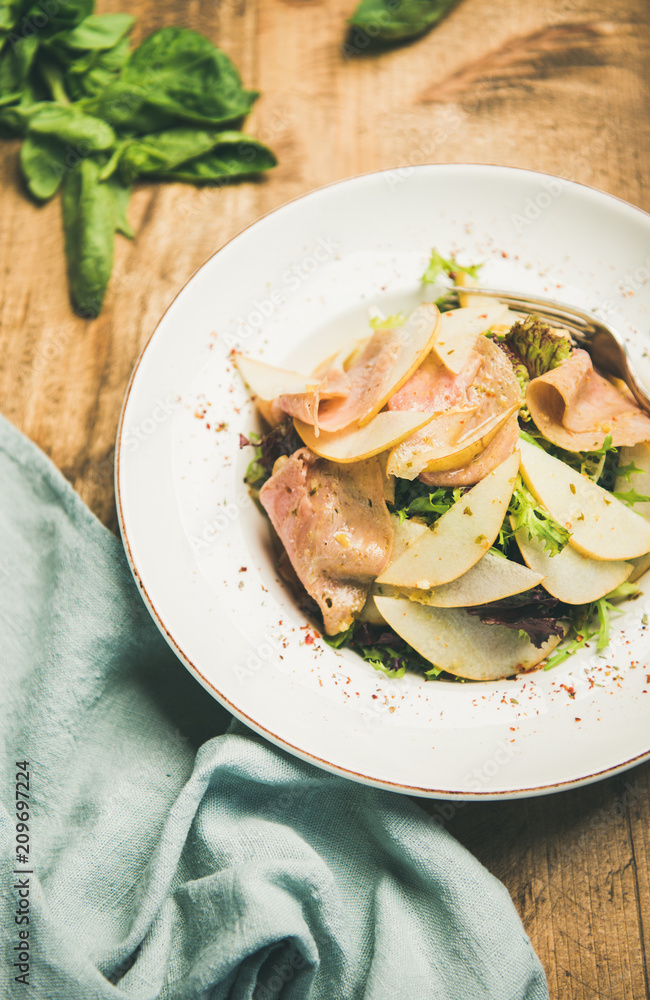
(526, 348, 650, 451)
(272, 367, 350, 432)
(253, 304, 438, 436)
(259, 448, 393, 634)
(313, 303, 440, 433)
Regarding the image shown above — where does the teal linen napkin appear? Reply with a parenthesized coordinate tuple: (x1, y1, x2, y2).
(0, 414, 548, 1000)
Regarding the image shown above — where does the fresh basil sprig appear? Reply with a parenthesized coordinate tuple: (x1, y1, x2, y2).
(0, 7, 276, 316)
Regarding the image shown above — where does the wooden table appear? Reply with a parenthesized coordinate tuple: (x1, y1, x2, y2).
(2, 0, 649, 995)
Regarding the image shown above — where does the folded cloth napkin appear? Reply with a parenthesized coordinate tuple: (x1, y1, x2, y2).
(0, 414, 548, 1000)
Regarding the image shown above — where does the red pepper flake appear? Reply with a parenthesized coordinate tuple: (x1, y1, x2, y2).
(304, 634, 315, 645)
(238, 566, 247, 573)
(560, 684, 576, 699)
(575, 717, 582, 722)
(216, 422, 228, 432)
(501, 250, 508, 258)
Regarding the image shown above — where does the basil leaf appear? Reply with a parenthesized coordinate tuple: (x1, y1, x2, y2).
(82, 27, 257, 131)
(23, 0, 92, 36)
(108, 128, 275, 185)
(0, 96, 49, 138)
(152, 132, 277, 183)
(347, 0, 458, 45)
(0, 0, 36, 43)
(61, 158, 115, 317)
(64, 35, 129, 100)
(109, 127, 222, 184)
(49, 12, 135, 51)
(20, 131, 65, 199)
(0, 33, 38, 97)
(29, 103, 115, 150)
(105, 175, 133, 237)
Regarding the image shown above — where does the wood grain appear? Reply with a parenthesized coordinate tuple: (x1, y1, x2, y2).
(1, 0, 650, 996)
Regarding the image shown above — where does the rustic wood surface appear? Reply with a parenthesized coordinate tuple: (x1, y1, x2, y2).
(1, 0, 649, 996)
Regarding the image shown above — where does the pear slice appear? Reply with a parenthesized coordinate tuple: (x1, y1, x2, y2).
(317, 304, 440, 432)
(389, 514, 428, 560)
(358, 589, 387, 625)
(312, 337, 371, 379)
(374, 595, 562, 680)
(405, 550, 543, 608)
(359, 518, 429, 624)
(421, 402, 520, 474)
(512, 520, 632, 604)
(629, 552, 650, 582)
(234, 353, 318, 400)
(432, 305, 510, 374)
(376, 451, 519, 587)
(519, 439, 650, 560)
(386, 406, 478, 480)
(294, 410, 436, 463)
(377, 451, 396, 503)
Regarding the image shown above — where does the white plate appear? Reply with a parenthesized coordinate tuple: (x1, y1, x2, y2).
(116, 164, 650, 799)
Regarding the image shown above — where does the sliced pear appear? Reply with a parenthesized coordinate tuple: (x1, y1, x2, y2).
(343, 336, 372, 372)
(615, 442, 650, 521)
(519, 439, 650, 560)
(362, 519, 428, 621)
(422, 403, 520, 475)
(377, 451, 396, 503)
(389, 514, 428, 558)
(386, 406, 477, 479)
(405, 550, 543, 607)
(512, 520, 632, 604)
(629, 552, 650, 582)
(312, 337, 371, 379)
(234, 353, 318, 400)
(374, 595, 562, 679)
(432, 305, 510, 374)
(294, 410, 436, 463)
(358, 589, 387, 625)
(454, 273, 493, 310)
(376, 451, 519, 587)
(317, 304, 440, 432)
(357, 515, 428, 627)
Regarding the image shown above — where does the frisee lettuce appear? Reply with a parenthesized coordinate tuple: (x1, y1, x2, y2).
(323, 621, 441, 679)
(421, 249, 482, 285)
(389, 478, 462, 526)
(506, 476, 570, 557)
(369, 312, 406, 330)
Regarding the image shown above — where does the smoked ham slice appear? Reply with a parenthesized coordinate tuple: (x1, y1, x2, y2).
(316, 304, 440, 432)
(526, 348, 650, 451)
(271, 367, 350, 432)
(259, 449, 393, 634)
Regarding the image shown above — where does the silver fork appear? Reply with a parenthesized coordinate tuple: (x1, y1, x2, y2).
(460, 285, 650, 416)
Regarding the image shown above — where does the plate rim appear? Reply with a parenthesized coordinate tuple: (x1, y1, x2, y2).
(115, 162, 650, 800)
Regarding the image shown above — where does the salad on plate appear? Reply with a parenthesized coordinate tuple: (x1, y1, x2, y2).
(235, 252, 650, 682)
